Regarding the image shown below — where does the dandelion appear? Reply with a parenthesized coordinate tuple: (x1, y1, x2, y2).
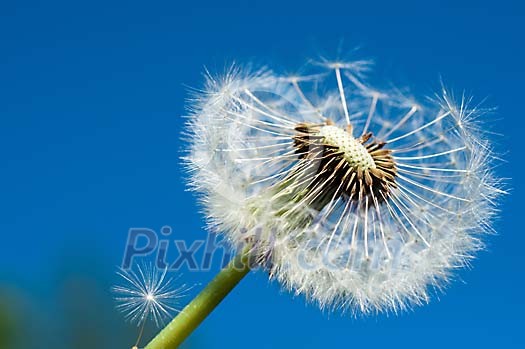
(183, 60, 504, 313)
(143, 58, 505, 348)
(113, 263, 188, 348)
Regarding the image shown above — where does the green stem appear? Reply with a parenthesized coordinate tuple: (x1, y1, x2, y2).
(144, 252, 252, 349)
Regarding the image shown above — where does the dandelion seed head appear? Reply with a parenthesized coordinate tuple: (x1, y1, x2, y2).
(184, 59, 505, 314)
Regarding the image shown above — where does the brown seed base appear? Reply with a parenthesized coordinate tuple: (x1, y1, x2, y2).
(292, 122, 397, 210)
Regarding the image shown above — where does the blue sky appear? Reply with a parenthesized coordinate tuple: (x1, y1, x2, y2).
(0, 0, 523, 348)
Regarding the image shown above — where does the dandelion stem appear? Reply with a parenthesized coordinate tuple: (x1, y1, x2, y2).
(144, 252, 251, 349)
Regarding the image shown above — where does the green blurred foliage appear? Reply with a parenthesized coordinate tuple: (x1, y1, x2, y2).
(0, 289, 29, 349)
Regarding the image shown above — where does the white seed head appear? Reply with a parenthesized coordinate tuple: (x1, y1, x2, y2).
(183, 60, 505, 314)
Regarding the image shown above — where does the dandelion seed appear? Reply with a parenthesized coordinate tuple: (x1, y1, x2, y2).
(184, 59, 505, 314)
(112, 263, 188, 347)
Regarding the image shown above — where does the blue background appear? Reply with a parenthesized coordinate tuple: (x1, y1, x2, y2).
(0, 0, 523, 348)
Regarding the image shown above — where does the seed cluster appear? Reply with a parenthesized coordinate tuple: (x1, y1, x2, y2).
(318, 125, 376, 170)
(293, 121, 397, 208)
